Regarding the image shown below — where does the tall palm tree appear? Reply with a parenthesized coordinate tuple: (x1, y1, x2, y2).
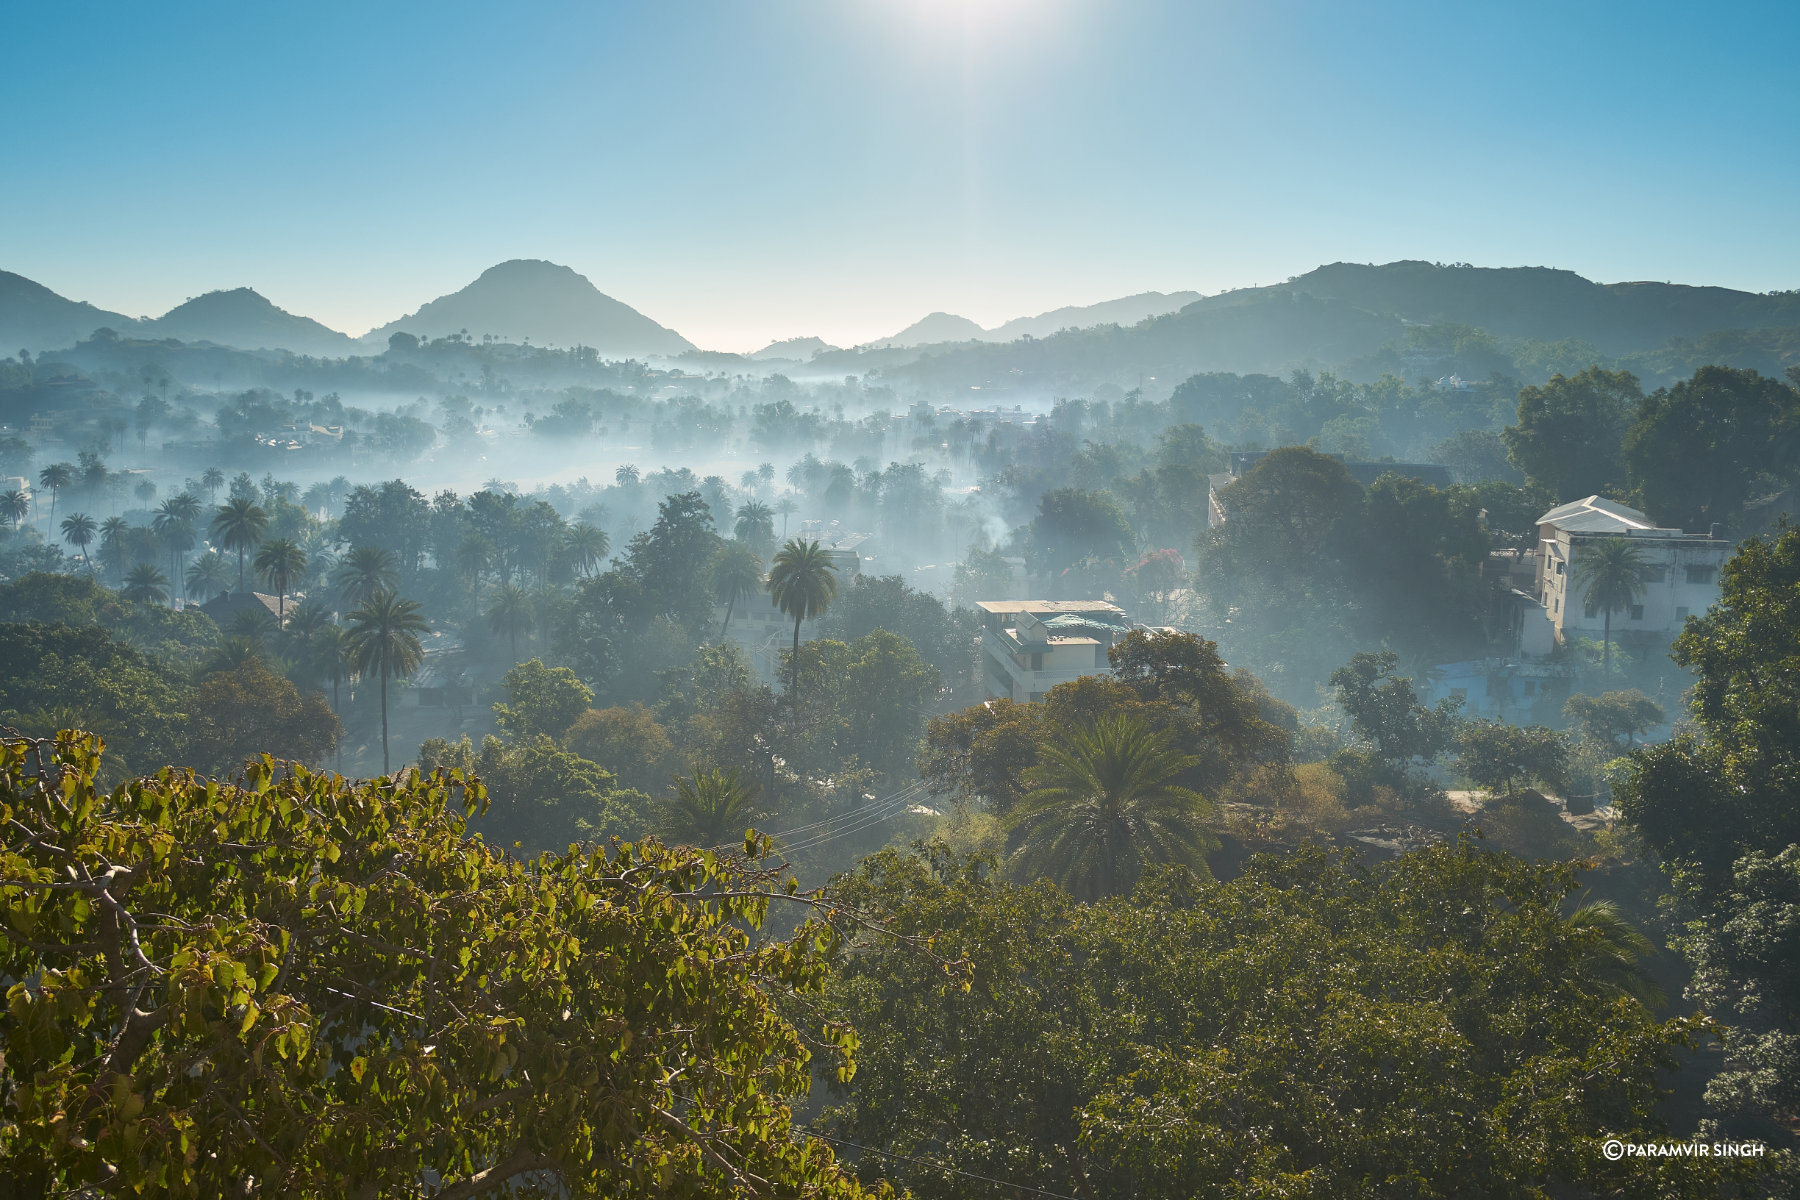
(333, 544, 398, 610)
(773, 494, 797, 538)
(0, 489, 26, 531)
(185, 551, 232, 600)
(37, 462, 72, 528)
(1572, 537, 1651, 676)
(254, 538, 307, 621)
(122, 563, 169, 607)
(153, 498, 197, 592)
(211, 497, 269, 591)
(767, 538, 838, 703)
(59, 513, 97, 574)
(563, 522, 609, 578)
(658, 767, 761, 849)
(714, 543, 765, 638)
(486, 583, 534, 663)
(455, 533, 494, 608)
(98, 516, 130, 585)
(200, 467, 225, 505)
(1003, 713, 1218, 901)
(733, 500, 775, 556)
(344, 589, 429, 774)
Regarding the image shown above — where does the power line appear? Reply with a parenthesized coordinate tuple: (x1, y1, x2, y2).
(780, 792, 925, 855)
(793, 1126, 1081, 1200)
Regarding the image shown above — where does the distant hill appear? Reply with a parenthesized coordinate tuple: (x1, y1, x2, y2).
(751, 336, 839, 361)
(141, 288, 358, 357)
(0, 270, 135, 354)
(984, 290, 1203, 342)
(871, 312, 986, 348)
(365, 259, 694, 358)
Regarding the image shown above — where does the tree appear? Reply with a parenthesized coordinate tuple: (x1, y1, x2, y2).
(767, 538, 838, 703)
(1003, 712, 1218, 899)
(734, 500, 776, 557)
(658, 766, 761, 849)
(0, 488, 26, 531)
(1645, 368, 1800, 529)
(1563, 689, 1664, 749)
(254, 537, 307, 621)
(37, 461, 72, 526)
(486, 582, 535, 662)
(332, 544, 398, 610)
(121, 562, 169, 607)
(1502, 367, 1641, 501)
(1328, 651, 1460, 799)
(344, 589, 429, 774)
(185, 658, 339, 772)
(1026, 487, 1134, 581)
(492, 658, 592, 740)
(714, 542, 764, 638)
(59, 512, 97, 574)
(0, 734, 878, 1200)
(153, 495, 200, 592)
(1455, 718, 1569, 799)
(211, 496, 269, 591)
(199, 465, 225, 503)
(563, 521, 609, 578)
(564, 704, 676, 794)
(1571, 536, 1651, 674)
(185, 551, 231, 600)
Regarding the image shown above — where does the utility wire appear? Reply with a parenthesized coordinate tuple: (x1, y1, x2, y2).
(780, 794, 925, 855)
(761, 781, 926, 842)
(793, 1126, 1081, 1200)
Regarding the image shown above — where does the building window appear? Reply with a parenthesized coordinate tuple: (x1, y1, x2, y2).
(1555, 561, 1565, 575)
(1686, 565, 1717, 585)
(1629, 604, 1644, 620)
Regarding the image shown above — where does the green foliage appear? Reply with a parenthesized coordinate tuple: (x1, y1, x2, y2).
(825, 841, 1739, 1200)
(1623, 364, 1800, 531)
(184, 659, 338, 774)
(1564, 689, 1665, 749)
(816, 573, 975, 687)
(658, 766, 761, 849)
(493, 658, 593, 741)
(564, 704, 676, 794)
(785, 630, 941, 780)
(0, 733, 880, 1199)
(1456, 718, 1571, 798)
(1026, 487, 1134, 581)
(768, 538, 839, 699)
(446, 733, 651, 851)
(0, 623, 185, 770)
(1502, 367, 1641, 500)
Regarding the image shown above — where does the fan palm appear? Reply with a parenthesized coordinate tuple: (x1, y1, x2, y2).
(1567, 899, 1663, 1007)
(344, 589, 430, 774)
(98, 516, 129, 584)
(185, 551, 232, 600)
(122, 563, 169, 607)
(153, 498, 197, 591)
(200, 467, 225, 504)
(563, 523, 609, 578)
(486, 583, 534, 663)
(1571, 537, 1651, 676)
(0, 489, 26, 531)
(211, 497, 269, 591)
(767, 538, 838, 704)
(1003, 713, 1218, 900)
(37, 462, 72, 527)
(714, 543, 765, 638)
(254, 537, 307, 621)
(333, 544, 398, 610)
(658, 767, 761, 849)
(59, 513, 97, 575)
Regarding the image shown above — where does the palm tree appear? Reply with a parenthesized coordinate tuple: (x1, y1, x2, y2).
(1567, 899, 1663, 1007)
(133, 479, 157, 509)
(0, 489, 26, 531)
(153, 497, 198, 591)
(714, 543, 765, 638)
(1572, 537, 1651, 676)
(333, 545, 398, 610)
(211, 497, 269, 591)
(614, 463, 640, 487)
(122, 563, 169, 607)
(733, 500, 775, 556)
(344, 590, 430, 774)
(767, 538, 838, 703)
(455, 534, 494, 608)
(658, 767, 761, 848)
(486, 583, 534, 662)
(185, 551, 232, 600)
(200, 467, 225, 505)
(254, 538, 307, 621)
(1003, 713, 1218, 901)
(59, 513, 97, 574)
(563, 523, 609, 578)
(99, 516, 129, 584)
(773, 494, 797, 538)
(37, 462, 72, 528)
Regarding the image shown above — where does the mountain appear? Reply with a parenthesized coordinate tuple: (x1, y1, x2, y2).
(141, 288, 357, 357)
(365, 259, 694, 358)
(871, 312, 986, 348)
(751, 336, 838, 361)
(984, 290, 1203, 342)
(0, 270, 136, 353)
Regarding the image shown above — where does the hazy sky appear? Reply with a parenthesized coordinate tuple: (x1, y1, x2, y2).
(5, 0, 1797, 351)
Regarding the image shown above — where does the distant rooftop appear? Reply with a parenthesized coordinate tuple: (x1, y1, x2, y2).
(1536, 495, 1668, 535)
(975, 600, 1125, 615)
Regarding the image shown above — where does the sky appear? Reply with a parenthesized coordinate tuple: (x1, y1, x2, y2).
(4, 0, 1798, 352)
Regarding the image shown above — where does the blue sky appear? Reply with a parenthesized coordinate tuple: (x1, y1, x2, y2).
(4, 0, 1797, 350)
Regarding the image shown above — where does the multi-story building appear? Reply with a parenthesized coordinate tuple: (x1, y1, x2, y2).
(1531, 495, 1730, 649)
(976, 600, 1132, 702)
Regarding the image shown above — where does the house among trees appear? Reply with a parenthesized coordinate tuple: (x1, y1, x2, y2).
(196, 589, 284, 626)
(976, 599, 1131, 702)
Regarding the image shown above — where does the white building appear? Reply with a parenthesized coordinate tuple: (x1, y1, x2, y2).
(976, 600, 1131, 703)
(1530, 495, 1730, 649)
